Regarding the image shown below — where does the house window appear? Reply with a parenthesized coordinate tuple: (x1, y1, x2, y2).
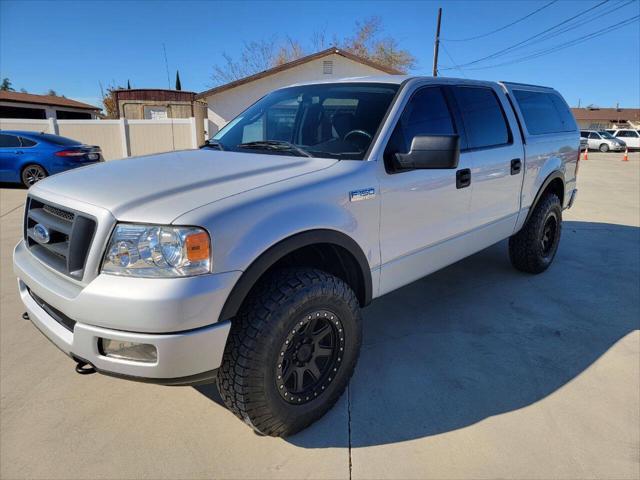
(323, 60, 333, 74)
(144, 106, 168, 120)
(0, 105, 46, 119)
(56, 110, 92, 119)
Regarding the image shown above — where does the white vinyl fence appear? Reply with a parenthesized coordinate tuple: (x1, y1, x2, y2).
(0, 117, 202, 161)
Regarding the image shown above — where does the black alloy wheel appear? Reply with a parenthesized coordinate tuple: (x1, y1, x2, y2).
(276, 310, 345, 404)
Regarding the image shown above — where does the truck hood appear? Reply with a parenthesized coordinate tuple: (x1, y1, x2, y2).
(32, 149, 338, 224)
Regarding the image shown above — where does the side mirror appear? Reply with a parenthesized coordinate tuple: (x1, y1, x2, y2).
(394, 134, 460, 170)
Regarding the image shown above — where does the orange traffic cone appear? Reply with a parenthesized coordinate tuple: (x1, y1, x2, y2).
(583, 146, 588, 160)
(622, 147, 629, 162)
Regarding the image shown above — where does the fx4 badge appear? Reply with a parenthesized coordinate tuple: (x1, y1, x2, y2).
(349, 188, 376, 202)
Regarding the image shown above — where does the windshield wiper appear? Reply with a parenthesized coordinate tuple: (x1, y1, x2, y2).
(237, 140, 313, 158)
(201, 139, 225, 150)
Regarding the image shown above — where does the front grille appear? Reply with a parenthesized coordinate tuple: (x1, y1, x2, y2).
(24, 197, 96, 280)
(28, 288, 76, 332)
(43, 204, 75, 222)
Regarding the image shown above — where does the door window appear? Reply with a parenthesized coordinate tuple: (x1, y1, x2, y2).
(384, 86, 455, 167)
(588, 132, 600, 139)
(0, 134, 21, 148)
(452, 86, 511, 149)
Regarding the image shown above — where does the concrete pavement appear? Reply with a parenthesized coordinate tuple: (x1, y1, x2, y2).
(1, 152, 639, 479)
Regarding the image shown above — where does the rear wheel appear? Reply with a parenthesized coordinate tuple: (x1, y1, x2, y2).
(599, 143, 609, 152)
(509, 193, 562, 274)
(217, 268, 362, 437)
(21, 164, 47, 187)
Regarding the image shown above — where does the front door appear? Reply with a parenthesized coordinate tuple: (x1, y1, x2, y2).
(0, 133, 22, 182)
(378, 85, 472, 295)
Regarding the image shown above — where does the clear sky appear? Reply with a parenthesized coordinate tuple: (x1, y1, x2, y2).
(1, 0, 639, 109)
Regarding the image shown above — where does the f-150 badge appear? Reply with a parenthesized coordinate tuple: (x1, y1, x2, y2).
(349, 188, 376, 202)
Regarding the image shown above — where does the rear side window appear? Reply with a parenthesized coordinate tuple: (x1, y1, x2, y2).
(0, 134, 21, 147)
(618, 130, 639, 138)
(513, 90, 576, 135)
(37, 133, 81, 146)
(452, 86, 510, 149)
(19, 137, 37, 147)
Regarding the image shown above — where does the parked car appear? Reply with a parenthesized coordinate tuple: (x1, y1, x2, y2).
(0, 131, 102, 187)
(580, 137, 588, 151)
(579, 129, 626, 152)
(14, 77, 579, 437)
(610, 129, 640, 150)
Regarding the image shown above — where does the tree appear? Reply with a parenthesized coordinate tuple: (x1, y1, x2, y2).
(175, 70, 182, 91)
(127, 79, 131, 90)
(46, 89, 58, 96)
(100, 82, 124, 119)
(0, 78, 14, 91)
(20, 88, 27, 93)
(210, 17, 414, 86)
(340, 17, 415, 72)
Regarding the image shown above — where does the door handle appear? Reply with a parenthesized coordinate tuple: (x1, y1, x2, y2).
(15, 151, 24, 155)
(456, 168, 471, 189)
(511, 158, 522, 175)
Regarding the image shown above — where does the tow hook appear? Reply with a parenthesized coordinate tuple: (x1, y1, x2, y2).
(75, 360, 96, 375)
(22, 312, 30, 320)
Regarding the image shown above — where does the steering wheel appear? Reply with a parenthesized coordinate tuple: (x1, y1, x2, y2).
(344, 129, 373, 143)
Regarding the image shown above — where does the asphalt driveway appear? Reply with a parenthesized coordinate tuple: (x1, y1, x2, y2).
(1, 152, 638, 479)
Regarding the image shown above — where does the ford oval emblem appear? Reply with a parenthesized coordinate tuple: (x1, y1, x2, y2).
(33, 223, 50, 244)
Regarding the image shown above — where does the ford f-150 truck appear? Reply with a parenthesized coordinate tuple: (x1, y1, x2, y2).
(13, 76, 579, 436)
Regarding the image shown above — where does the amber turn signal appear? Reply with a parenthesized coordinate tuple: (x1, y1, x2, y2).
(185, 231, 210, 262)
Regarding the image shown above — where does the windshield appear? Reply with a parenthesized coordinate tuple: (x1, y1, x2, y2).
(211, 83, 399, 160)
(599, 131, 615, 139)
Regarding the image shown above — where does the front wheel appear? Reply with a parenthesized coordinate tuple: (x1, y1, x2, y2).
(599, 143, 609, 152)
(217, 268, 362, 437)
(21, 164, 47, 187)
(509, 193, 562, 274)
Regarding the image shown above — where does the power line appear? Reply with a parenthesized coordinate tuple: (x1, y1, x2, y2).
(445, 0, 610, 69)
(440, 0, 636, 71)
(461, 15, 639, 70)
(442, 0, 558, 42)
(440, 43, 467, 78)
(478, 0, 634, 58)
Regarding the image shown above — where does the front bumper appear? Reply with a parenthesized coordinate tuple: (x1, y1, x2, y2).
(14, 240, 240, 384)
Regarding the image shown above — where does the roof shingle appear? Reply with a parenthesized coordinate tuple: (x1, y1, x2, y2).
(0, 91, 101, 111)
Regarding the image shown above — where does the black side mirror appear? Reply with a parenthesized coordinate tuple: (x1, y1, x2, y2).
(394, 134, 460, 170)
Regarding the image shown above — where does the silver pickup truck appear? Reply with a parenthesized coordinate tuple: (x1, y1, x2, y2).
(13, 76, 579, 436)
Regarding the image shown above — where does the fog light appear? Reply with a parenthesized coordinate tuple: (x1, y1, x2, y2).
(99, 338, 157, 363)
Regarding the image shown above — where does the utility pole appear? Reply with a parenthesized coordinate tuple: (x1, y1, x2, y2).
(432, 7, 442, 77)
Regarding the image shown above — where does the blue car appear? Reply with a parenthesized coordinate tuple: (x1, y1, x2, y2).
(0, 130, 102, 187)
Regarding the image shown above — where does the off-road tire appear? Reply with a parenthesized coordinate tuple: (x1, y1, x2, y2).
(509, 193, 562, 274)
(217, 268, 362, 437)
(599, 143, 609, 152)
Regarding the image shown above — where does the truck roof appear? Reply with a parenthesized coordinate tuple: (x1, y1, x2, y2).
(288, 75, 554, 91)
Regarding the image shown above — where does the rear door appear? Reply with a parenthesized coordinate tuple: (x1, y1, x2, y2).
(449, 84, 524, 235)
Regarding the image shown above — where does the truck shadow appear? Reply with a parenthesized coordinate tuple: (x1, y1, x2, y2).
(196, 221, 640, 448)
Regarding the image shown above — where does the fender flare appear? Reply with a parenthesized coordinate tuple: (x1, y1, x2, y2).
(524, 170, 565, 225)
(219, 229, 373, 321)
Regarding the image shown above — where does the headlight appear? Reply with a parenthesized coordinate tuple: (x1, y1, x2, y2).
(101, 224, 211, 277)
